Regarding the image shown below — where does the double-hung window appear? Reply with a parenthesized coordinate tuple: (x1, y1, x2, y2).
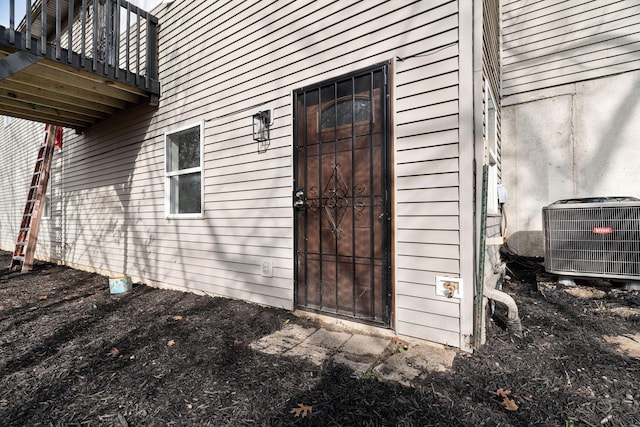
(165, 122, 203, 217)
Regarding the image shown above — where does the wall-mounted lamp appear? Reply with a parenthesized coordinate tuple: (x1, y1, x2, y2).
(253, 110, 271, 151)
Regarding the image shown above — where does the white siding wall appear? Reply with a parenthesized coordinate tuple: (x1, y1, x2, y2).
(394, 35, 462, 346)
(0, 120, 42, 253)
(0, 0, 473, 348)
(502, 0, 640, 97)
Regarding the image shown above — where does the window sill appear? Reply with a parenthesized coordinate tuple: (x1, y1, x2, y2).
(165, 213, 204, 220)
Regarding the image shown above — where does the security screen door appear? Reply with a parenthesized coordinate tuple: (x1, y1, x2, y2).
(293, 63, 391, 326)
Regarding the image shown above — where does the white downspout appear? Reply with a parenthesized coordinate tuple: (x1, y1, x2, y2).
(484, 263, 523, 337)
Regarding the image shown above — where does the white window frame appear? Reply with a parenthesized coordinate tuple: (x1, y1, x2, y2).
(42, 172, 52, 219)
(164, 121, 204, 219)
(485, 82, 499, 215)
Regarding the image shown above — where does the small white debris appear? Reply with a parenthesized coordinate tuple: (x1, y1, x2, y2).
(600, 414, 613, 424)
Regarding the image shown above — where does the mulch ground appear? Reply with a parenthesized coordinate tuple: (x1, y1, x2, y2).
(0, 250, 639, 426)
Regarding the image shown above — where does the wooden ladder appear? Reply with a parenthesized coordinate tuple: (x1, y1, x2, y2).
(9, 125, 59, 273)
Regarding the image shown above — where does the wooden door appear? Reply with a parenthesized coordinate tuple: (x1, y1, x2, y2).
(293, 64, 390, 326)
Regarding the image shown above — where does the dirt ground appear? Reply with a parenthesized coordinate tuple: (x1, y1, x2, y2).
(1, 250, 639, 426)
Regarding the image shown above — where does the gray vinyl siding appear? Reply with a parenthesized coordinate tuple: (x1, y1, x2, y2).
(502, 0, 640, 97)
(39, 149, 64, 261)
(0, 120, 38, 251)
(0, 0, 475, 348)
(484, 0, 501, 177)
(484, 0, 501, 103)
(394, 2, 461, 346)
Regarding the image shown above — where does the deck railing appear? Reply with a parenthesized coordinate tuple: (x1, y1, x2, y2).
(4, 0, 158, 92)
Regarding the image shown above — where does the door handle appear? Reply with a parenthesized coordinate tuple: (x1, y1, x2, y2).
(294, 189, 306, 210)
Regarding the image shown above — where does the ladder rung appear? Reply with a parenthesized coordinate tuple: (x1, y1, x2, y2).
(12, 135, 54, 270)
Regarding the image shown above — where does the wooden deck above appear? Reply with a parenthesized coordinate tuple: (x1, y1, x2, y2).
(0, 0, 160, 131)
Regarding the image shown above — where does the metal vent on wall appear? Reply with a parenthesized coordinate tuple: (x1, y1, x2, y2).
(543, 197, 640, 280)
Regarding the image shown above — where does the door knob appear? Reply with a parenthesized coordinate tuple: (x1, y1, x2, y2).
(294, 189, 306, 210)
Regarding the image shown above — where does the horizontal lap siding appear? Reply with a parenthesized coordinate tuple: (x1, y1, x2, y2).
(0, 1, 465, 345)
(394, 6, 462, 345)
(0, 120, 42, 253)
(0, 121, 64, 262)
(502, 0, 640, 96)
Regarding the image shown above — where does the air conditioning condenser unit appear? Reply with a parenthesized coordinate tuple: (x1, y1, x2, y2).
(543, 197, 640, 280)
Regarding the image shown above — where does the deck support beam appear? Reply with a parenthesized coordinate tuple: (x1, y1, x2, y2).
(0, 51, 41, 81)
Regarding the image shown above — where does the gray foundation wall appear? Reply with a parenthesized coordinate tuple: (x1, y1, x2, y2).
(502, 71, 640, 257)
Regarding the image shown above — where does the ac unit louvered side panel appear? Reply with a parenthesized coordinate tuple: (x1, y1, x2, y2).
(543, 204, 640, 280)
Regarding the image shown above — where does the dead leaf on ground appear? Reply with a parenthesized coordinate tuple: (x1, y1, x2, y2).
(496, 388, 511, 398)
(392, 337, 410, 350)
(501, 396, 519, 411)
(392, 337, 408, 346)
(496, 388, 518, 411)
(109, 348, 120, 357)
(39, 295, 48, 300)
(172, 315, 183, 321)
(234, 339, 243, 345)
(290, 403, 312, 417)
(167, 340, 175, 347)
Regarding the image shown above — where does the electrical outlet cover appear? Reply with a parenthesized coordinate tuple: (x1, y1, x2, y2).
(261, 260, 273, 277)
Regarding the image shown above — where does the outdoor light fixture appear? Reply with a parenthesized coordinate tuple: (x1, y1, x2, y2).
(253, 110, 271, 144)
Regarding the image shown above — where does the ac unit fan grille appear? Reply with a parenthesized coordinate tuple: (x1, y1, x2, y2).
(543, 205, 640, 279)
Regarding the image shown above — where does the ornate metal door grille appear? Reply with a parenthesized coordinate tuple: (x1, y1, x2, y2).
(293, 63, 391, 326)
